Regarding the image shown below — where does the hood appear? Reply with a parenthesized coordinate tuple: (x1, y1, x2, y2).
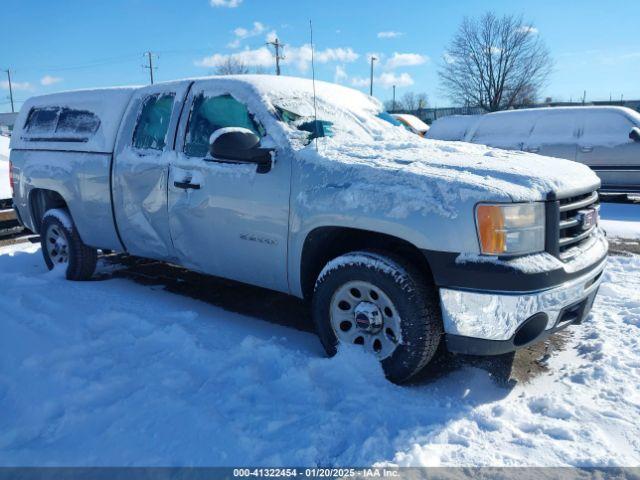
(299, 136, 600, 204)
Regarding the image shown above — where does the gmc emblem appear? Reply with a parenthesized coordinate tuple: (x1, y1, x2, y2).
(577, 208, 598, 231)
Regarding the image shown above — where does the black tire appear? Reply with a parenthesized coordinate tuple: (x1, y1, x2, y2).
(312, 250, 443, 384)
(40, 209, 97, 281)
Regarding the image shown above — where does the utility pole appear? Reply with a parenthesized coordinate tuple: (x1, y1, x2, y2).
(392, 85, 396, 111)
(143, 51, 156, 84)
(581, 90, 586, 105)
(369, 56, 377, 96)
(266, 38, 284, 76)
(4, 70, 14, 113)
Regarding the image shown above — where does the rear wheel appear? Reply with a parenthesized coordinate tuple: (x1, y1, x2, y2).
(312, 251, 443, 383)
(40, 209, 97, 280)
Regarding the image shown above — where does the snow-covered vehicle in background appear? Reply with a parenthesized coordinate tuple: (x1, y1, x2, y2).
(391, 113, 430, 137)
(429, 107, 640, 194)
(425, 114, 481, 141)
(0, 135, 12, 208)
(9, 76, 608, 383)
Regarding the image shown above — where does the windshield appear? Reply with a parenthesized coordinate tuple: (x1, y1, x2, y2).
(269, 89, 413, 147)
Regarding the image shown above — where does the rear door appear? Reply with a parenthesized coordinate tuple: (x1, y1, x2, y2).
(112, 82, 191, 259)
(523, 111, 579, 160)
(167, 81, 291, 293)
(576, 110, 640, 192)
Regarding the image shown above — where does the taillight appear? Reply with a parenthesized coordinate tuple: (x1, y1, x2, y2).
(9, 160, 15, 197)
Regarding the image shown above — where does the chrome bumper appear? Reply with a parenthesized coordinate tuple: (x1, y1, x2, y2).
(440, 257, 607, 343)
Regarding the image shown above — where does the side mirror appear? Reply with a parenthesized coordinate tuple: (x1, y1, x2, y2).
(630, 127, 640, 143)
(209, 128, 273, 173)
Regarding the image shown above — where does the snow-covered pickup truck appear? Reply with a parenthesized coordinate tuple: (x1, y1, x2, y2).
(9, 76, 608, 383)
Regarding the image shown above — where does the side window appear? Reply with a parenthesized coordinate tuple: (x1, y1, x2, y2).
(184, 94, 265, 157)
(132, 93, 175, 151)
(471, 114, 535, 149)
(581, 112, 633, 144)
(24, 107, 60, 134)
(529, 113, 577, 144)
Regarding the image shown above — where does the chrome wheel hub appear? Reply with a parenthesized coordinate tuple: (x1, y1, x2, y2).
(45, 224, 70, 265)
(354, 302, 383, 334)
(329, 280, 402, 359)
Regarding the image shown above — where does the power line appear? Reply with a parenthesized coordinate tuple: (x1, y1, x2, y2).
(266, 38, 284, 76)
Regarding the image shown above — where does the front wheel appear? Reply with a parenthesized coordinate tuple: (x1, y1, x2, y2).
(312, 251, 443, 383)
(40, 209, 97, 280)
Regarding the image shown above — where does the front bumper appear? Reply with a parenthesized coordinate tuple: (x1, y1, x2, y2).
(437, 254, 607, 356)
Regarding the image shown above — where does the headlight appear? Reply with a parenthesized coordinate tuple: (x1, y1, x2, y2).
(475, 203, 545, 255)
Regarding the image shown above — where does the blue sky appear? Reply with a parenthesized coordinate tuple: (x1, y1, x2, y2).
(2, 0, 639, 112)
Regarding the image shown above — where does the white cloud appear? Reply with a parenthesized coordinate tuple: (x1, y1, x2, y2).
(210, 0, 242, 7)
(316, 47, 359, 64)
(377, 31, 403, 39)
(377, 72, 414, 88)
(228, 21, 266, 48)
(1, 80, 32, 91)
(443, 53, 457, 64)
(196, 44, 359, 73)
(40, 75, 63, 86)
(385, 52, 428, 69)
(351, 72, 413, 90)
(334, 65, 348, 83)
(519, 25, 539, 35)
(195, 47, 273, 69)
(265, 30, 278, 43)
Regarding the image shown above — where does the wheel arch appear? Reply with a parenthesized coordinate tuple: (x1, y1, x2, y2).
(298, 226, 434, 301)
(28, 188, 69, 234)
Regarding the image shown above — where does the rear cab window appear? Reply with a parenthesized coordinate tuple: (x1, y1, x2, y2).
(23, 107, 101, 142)
(184, 94, 265, 157)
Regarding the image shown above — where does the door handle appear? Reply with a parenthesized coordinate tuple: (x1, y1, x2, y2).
(580, 146, 593, 153)
(174, 180, 201, 190)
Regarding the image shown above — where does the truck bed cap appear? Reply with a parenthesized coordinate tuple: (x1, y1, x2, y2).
(10, 87, 138, 153)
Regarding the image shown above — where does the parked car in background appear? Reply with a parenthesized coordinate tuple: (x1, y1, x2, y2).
(9, 76, 607, 383)
(425, 114, 480, 141)
(429, 107, 640, 194)
(391, 113, 430, 137)
(0, 134, 12, 207)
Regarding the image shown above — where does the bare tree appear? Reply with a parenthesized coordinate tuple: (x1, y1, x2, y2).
(384, 92, 429, 112)
(401, 92, 417, 110)
(416, 93, 429, 110)
(439, 13, 552, 111)
(214, 57, 250, 75)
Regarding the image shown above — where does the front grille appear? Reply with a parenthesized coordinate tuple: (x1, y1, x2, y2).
(556, 190, 600, 260)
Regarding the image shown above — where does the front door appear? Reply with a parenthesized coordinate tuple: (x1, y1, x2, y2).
(168, 82, 291, 293)
(523, 111, 579, 161)
(576, 111, 640, 192)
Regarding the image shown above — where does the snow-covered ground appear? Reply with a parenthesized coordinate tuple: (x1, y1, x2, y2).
(0, 135, 11, 201)
(0, 242, 638, 467)
(601, 202, 640, 240)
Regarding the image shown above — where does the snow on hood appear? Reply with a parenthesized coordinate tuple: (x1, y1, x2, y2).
(223, 75, 600, 202)
(302, 136, 600, 203)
